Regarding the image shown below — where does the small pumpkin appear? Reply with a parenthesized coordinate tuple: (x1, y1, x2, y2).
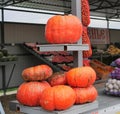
(82, 0, 90, 26)
(16, 81, 51, 106)
(66, 66, 96, 87)
(40, 85, 76, 111)
(73, 85, 98, 104)
(47, 72, 67, 86)
(45, 14, 83, 44)
(22, 64, 53, 81)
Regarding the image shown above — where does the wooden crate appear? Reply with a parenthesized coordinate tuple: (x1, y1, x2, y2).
(90, 59, 114, 79)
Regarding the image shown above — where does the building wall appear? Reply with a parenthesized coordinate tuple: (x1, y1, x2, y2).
(4, 23, 46, 43)
(0, 23, 47, 89)
(109, 29, 120, 43)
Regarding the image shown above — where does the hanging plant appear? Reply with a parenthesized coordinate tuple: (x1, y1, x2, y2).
(82, 26, 92, 58)
(82, 0, 90, 26)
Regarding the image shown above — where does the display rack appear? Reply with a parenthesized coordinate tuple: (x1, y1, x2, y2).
(21, 43, 89, 72)
(0, 0, 106, 114)
(21, 43, 62, 72)
(0, 0, 119, 114)
(9, 85, 120, 114)
(36, 44, 89, 52)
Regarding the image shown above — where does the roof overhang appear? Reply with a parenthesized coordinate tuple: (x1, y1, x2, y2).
(0, 0, 120, 20)
(89, 0, 120, 19)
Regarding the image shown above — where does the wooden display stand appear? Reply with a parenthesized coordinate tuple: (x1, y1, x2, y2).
(9, 100, 98, 114)
(9, 83, 120, 114)
(9, 0, 98, 114)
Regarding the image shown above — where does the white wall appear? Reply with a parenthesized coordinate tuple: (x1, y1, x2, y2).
(0, 7, 120, 30)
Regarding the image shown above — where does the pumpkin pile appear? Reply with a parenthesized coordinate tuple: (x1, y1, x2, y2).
(16, 65, 98, 111)
(16, 64, 53, 107)
(16, 64, 76, 111)
(16, 1, 97, 111)
(66, 66, 98, 104)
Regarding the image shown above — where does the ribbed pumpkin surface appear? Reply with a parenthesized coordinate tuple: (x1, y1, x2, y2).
(66, 66, 96, 87)
(40, 85, 76, 111)
(45, 15, 82, 44)
(22, 64, 53, 81)
(16, 81, 51, 106)
(73, 85, 98, 104)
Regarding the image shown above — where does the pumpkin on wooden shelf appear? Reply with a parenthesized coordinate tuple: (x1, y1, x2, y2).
(22, 64, 53, 81)
(16, 81, 51, 107)
(45, 14, 83, 44)
(40, 85, 76, 111)
(73, 85, 98, 104)
(81, 0, 90, 26)
(47, 72, 67, 86)
(66, 66, 96, 88)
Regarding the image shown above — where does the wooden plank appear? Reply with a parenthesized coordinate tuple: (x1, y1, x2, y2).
(36, 44, 89, 52)
(9, 100, 98, 114)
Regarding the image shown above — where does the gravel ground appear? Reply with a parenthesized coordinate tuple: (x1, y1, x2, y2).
(0, 94, 23, 114)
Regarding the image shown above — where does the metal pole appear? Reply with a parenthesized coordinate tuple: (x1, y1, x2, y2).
(1, 6, 5, 49)
(106, 18, 111, 43)
(71, 0, 83, 67)
(1, 0, 6, 96)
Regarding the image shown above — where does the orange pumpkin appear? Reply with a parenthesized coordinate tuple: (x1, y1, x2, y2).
(66, 66, 96, 87)
(87, 85, 98, 102)
(82, 0, 90, 26)
(45, 15, 83, 44)
(22, 64, 53, 81)
(82, 27, 92, 58)
(40, 85, 76, 111)
(16, 81, 51, 106)
(73, 85, 98, 104)
(47, 72, 67, 86)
